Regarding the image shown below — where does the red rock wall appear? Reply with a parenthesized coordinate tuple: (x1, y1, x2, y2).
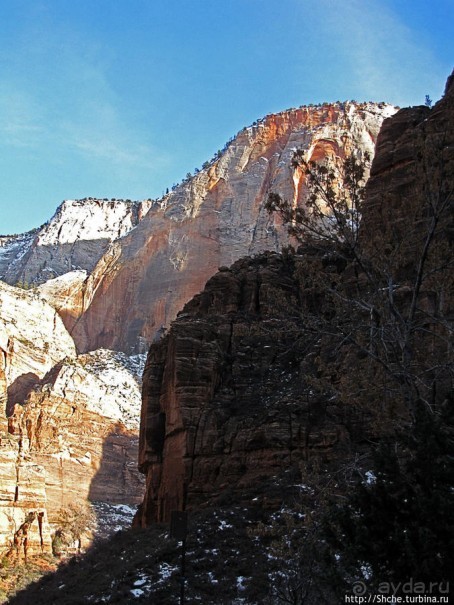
(136, 253, 347, 525)
(136, 74, 454, 527)
(71, 103, 394, 353)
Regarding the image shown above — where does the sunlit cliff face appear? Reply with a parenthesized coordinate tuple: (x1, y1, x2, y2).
(66, 101, 395, 354)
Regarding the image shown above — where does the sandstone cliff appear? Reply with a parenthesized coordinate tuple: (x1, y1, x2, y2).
(0, 283, 74, 556)
(22, 103, 393, 354)
(0, 283, 144, 557)
(0, 414, 53, 559)
(136, 252, 348, 525)
(73, 102, 395, 354)
(136, 79, 453, 526)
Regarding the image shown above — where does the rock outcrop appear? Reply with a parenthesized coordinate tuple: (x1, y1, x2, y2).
(0, 281, 76, 415)
(136, 252, 347, 525)
(0, 197, 153, 287)
(8, 389, 143, 515)
(0, 415, 52, 559)
(36, 270, 89, 332)
(136, 77, 453, 526)
(0, 283, 144, 556)
(0, 101, 398, 557)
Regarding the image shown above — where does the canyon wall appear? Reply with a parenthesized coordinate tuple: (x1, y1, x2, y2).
(135, 252, 348, 525)
(136, 77, 453, 526)
(72, 102, 394, 354)
(0, 283, 144, 557)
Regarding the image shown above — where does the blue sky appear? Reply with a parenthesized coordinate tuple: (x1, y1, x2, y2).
(0, 0, 452, 235)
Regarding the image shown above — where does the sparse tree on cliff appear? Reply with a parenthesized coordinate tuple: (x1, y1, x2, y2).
(266, 124, 453, 593)
(266, 150, 370, 264)
(267, 136, 453, 422)
(53, 504, 95, 555)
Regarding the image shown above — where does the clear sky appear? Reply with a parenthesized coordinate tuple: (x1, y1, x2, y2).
(0, 0, 452, 235)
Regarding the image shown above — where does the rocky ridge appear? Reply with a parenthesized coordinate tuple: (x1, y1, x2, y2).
(0, 283, 144, 558)
(2, 102, 396, 355)
(0, 197, 153, 287)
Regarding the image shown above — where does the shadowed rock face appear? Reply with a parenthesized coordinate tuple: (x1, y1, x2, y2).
(135, 252, 349, 525)
(136, 74, 454, 526)
(363, 73, 454, 264)
(360, 72, 454, 345)
(69, 102, 395, 354)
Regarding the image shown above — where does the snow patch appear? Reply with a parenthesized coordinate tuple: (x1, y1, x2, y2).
(157, 562, 178, 584)
(49, 349, 143, 428)
(91, 501, 138, 539)
(365, 470, 376, 485)
(37, 199, 153, 246)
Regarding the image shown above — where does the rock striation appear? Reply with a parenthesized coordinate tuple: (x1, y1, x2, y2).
(0, 283, 144, 557)
(0, 414, 53, 558)
(8, 387, 144, 517)
(136, 76, 454, 526)
(71, 102, 395, 353)
(135, 252, 346, 525)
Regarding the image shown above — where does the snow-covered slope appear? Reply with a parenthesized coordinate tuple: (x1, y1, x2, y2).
(37, 198, 153, 246)
(0, 230, 37, 283)
(0, 280, 77, 410)
(48, 349, 145, 429)
(1, 198, 153, 286)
